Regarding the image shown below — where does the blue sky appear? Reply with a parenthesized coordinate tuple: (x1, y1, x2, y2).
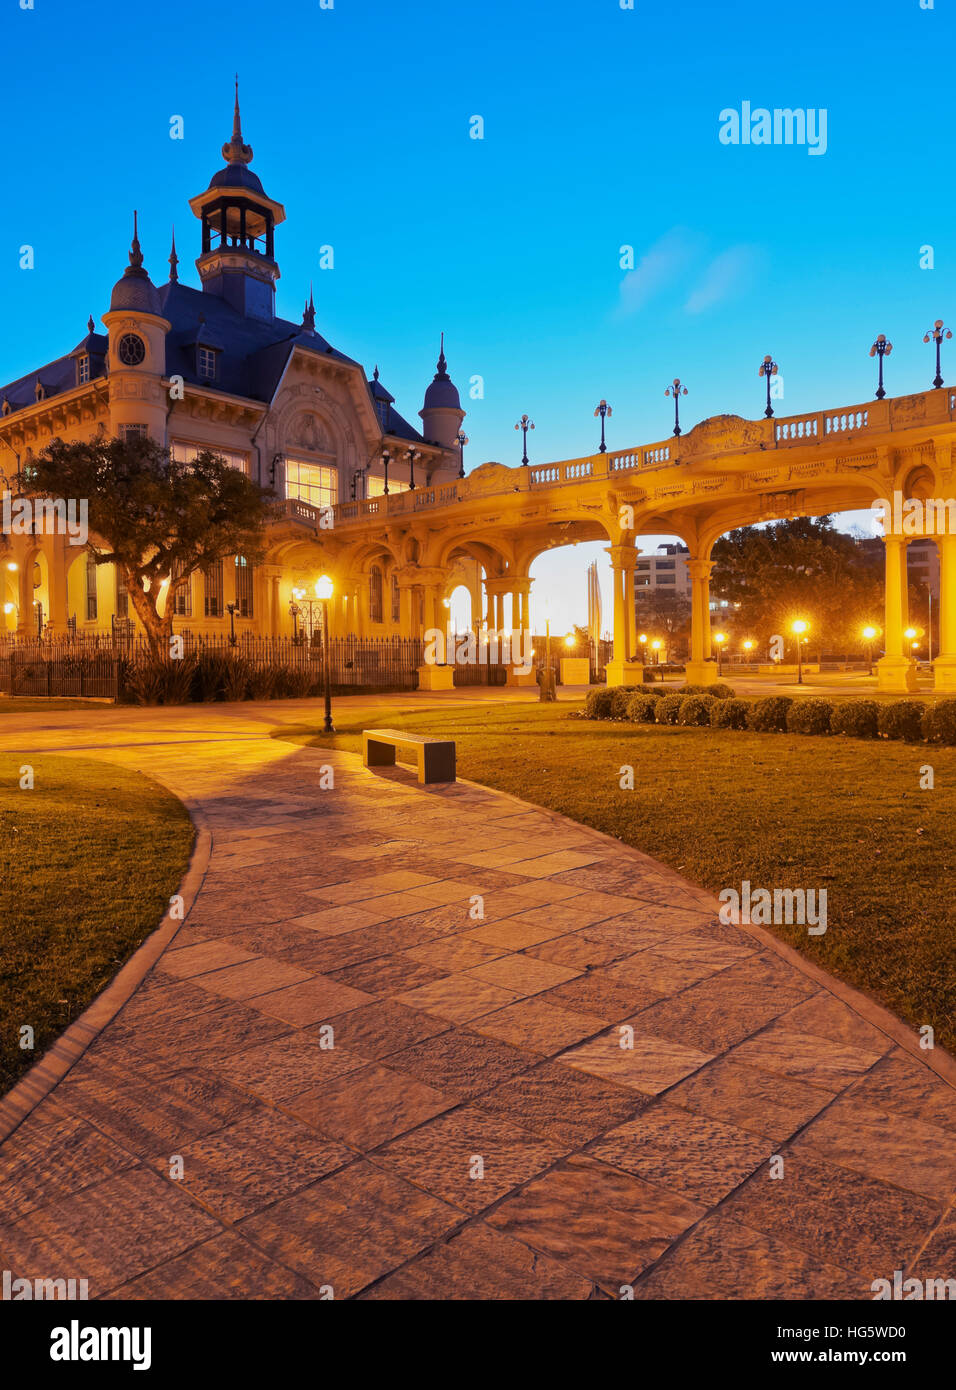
(2, 0, 951, 632)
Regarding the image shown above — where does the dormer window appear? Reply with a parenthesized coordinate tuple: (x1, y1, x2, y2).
(376, 400, 388, 429)
(198, 347, 217, 380)
(77, 356, 90, 385)
(34, 382, 45, 402)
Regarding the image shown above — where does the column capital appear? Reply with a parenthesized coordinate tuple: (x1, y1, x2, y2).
(605, 545, 639, 569)
(686, 557, 714, 581)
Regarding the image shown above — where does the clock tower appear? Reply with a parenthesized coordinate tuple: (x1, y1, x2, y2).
(101, 212, 172, 442)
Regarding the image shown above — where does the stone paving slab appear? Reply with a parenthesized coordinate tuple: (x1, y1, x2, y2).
(1, 704, 955, 1301)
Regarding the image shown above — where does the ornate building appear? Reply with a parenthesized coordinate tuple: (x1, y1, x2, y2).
(0, 89, 470, 652)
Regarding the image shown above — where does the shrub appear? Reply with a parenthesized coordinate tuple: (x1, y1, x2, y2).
(247, 665, 278, 701)
(655, 693, 686, 724)
(879, 700, 926, 743)
(608, 686, 632, 720)
(625, 692, 658, 722)
(584, 688, 617, 719)
(639, 684, 665, 697)
(922, 698, 956, 745)
(222, 656, 252, 702)
(681, 683, 707, 695)
(194, 651, 233, 702)
(748, 696, 793, 732)
(706, 682, 736, 699)
(831, 699, 880, 739)
(786, 699, 834, 736)
(678, 694, 715, 726)
(711, 697, 751, 729)
(121, 655, 196, 706)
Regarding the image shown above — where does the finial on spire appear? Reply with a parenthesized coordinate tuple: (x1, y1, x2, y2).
(222, 76, 254, 166)
(129, 210, 144, 270)
(168, 226, 179, 283)
(373, 365, 379, 381)
(435, 332, 448, 378)
(87, 315, 95, 334)
(301, 282, 316, 331)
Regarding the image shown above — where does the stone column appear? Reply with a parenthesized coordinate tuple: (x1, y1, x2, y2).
(604, 544, 641, 687)
(17, 553, 33, 634)
(933, 533, 956, 690)
(47, 543, 70, 634)
(684, 556, 718, 687)
(877, 536, 918, 692)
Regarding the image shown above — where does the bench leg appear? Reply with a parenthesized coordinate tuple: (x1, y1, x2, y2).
(420, 745, 456, 784)
(365, 739, 397, 768)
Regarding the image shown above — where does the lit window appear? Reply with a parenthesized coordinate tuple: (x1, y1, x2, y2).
(171, 441, 249, 474)
(171, 560, 192, 617)
(198, 348, 217, 380)
(78, 356, 90, 384)
(366, 474, 407, 498)
(285, 458, 338, 509)
(203, 560, 223, 618)
(85, 551, 98, 621)
(235, 556, 254, 618)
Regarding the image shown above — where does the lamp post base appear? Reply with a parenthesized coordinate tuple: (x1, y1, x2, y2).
(417, 664, 455, 691)
(876, 655, 919, 694)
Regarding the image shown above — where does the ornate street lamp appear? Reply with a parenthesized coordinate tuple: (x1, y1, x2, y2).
(315, 574, 335, 733)
(456, 430, 468, 479)
(593, 400, 612, 453)
(923, 320, 952, 389)
(758, 355, 779, 418)
(713, 630, 726, 676)
(226, 601, 238, 646)
(792, 618, 809, 684)
(861, 624, 879, 675)
(651, 637, 663, 665)
(404, 447, 420, 491)
(290, 587, 305, 645)
(381, 448, 391, 495)
(665, 379, 688, 437)
(868, 334, 893, 400)
(514, 414, 535, 465)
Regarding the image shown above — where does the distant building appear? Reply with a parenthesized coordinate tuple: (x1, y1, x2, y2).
(634, 544, 692, 600)
(857, 536, 939, 598)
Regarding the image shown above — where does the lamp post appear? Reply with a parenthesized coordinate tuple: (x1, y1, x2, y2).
(290, 588, 304, 645)
(455, 431, 468, 479)
(514, 414, 535, 465)
(381, 448, 391, 496)
(404, 447, 420, 491)
(923, 320, 952, 389)
(651, 637, 662, 665)
(713, 630, 726, 676)
(861, 624, 878, 675)
(759, 355, 779, 418)
(868, 334, 893, 400)
(742, 638, 755, 665)
(593, 400, 612, 453)
(315, 574, 335, 733)
(226, 601, 237, 646)
(665, 379, 688, 436)
(792, 619, 809, 683)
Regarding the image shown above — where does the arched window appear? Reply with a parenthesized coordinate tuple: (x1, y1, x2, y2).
(391, 572, 400, 624)
(369, 565, 383, 624)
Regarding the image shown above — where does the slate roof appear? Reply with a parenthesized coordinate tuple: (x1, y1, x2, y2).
(0, 279, 426, 443)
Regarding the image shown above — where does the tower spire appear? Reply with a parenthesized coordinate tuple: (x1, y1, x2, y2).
(129, 209, 143, 269)
(301, 282, 316, 331)
(168, 226, 179, 283)
(221, 75, 254, 166)
(435, 332, 448, 378)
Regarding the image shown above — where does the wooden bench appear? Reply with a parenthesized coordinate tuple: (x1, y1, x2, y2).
(362, 729, 456, 785)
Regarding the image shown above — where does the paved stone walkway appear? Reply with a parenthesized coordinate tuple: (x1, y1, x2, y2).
(1, 703, 955, 1300)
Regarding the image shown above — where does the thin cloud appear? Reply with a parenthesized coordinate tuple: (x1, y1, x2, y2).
(617, 228, 702, 316)
(685, 244, 763, 314)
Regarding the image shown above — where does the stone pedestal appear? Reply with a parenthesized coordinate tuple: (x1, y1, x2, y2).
(683, 660, 719, 687)
(417, 664, 455, 691)
(505, 667, 538, 687)
(932, 655, 956, 691)
(559, 657, 590, 686)
(604, 660, 644, 689)
(876, 656, 919, 694)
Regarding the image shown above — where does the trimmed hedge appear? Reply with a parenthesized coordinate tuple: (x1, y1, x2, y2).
(655, 693, 686, 724)
(786, 699, 833, 736)
(831, 699, 880, 739)
(711, 697, 752, 729)
(879, 701, 926, 743)
(626, 692, 659, 722)
(706, 682, 736, 700)
(748, 696, 794, 733)
(923, 698, 956, 745)
(678, 694, 716, 726)
(582, 687, 956, 746)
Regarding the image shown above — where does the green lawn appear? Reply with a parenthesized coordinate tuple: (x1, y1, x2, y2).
(0, 755, 194, 1093)
(0, 698, 108, 714)
(278, 701, 956, 1054)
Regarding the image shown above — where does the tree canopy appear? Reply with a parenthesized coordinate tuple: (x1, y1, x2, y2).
(33, 435, 276, 656)
(710, 517, 885, 650)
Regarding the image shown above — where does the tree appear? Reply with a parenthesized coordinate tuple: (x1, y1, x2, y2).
(635, 589, 691, 653)
(710, 517, 886, 652)
(33, 435, 275, 658)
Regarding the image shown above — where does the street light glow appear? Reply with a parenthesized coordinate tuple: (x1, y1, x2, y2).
(792, 619, 809, 635)
(862, 625, 878, 640)
(315, 575, 334, 601)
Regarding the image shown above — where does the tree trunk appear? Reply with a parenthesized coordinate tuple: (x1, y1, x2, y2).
(125, 572, 173, 660)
